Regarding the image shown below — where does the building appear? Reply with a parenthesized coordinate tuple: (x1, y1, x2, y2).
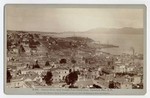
(71, 66, 81, 71)
(75, 79, 94, 88)
(21, 69, 44, 75)
(24, 81, 43, 88)
(51, 62, 57, 68)
(17, 65, 26, 70)
(6, 75, 26, 88)
(52, 71, 61, 83)
(12, 48, 19, 54)
(91, 71, 100, 79)
(114, 64, 126, 73)
(43, 66, 52, 70)
(132, 75, 142, 85)
(113, 75, 133, 89)
(23, 72, 42, 82)
(51, 68, 70, 83)
(126, 66, 134, 73)
(120, 82, 132, 89)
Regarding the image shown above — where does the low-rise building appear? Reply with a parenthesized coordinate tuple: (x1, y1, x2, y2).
(6, 75, 26, 88)
(120, 82, 132, 89)
(21, 69, 44, 75)
(114, 64, 126, 73)
(132, 75, 142, 85)
(51, 68, 70, 83)
(113, 75, 133, 89)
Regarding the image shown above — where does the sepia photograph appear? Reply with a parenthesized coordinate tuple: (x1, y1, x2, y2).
(4, 4, 146, 95)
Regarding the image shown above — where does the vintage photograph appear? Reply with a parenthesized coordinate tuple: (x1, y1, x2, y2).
(5, 4, 146, 94)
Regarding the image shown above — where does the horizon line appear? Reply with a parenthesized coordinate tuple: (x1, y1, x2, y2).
(6, 27, 144, 33)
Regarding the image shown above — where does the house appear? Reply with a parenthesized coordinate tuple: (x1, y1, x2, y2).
(105, 74, 115, 82)
(132, 75, 142, 85)
(7, 65, 17, 72)
(12, 62, 22, 66)
(51, 68, 70, 83)
(59, 68, 69, 79)
(51, 62, 57, 68)
(24, 73, 43, 83)
(71, 66, 81, 71)
(113, 75, 133, 89)
(126, 66, 134, 73)
(21, 69, 44, 75)
(120, 82, 132, 89)
(7, 57, 12, 62)
(22, 37, 29, 42)
(43, 66, 52, 70)
(75, 79, 94, 88)
(24, 47, 31, 55)
(6, 80, 26, 88)
(102, 67, 112, 74)
(7, 75, 26, 88)
(12, 48, 19, 54)
(114, 64, 126, 73)
(24, 81, 43, 88)
(52, 71, 61, 83)
(78, 75, 86, 81)
(10, 71, 18, 78)
(91, 71, 100, 79)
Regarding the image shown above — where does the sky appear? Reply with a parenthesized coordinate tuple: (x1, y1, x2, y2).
(5, 5, 144, 32)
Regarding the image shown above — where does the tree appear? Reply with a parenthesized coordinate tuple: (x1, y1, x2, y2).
(109, 81, 115, 89)
(65, 71, 78, 87)
(19, 45, 25, 55)
(43, 70, 53, 85)
(71, 59, 76, 64)
(45, 61, 50, 66)
(92, 84, 102, 88)
(33, 60, 40, 69)
(7, 69, 12, 83)
(7, 40, 12, 51)
(60, 59, 67, 64)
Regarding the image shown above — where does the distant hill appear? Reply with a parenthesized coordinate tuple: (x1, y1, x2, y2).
(85, 27, 143, 35)
(7, 27, 143, 35)
(65, 36, 94, 42)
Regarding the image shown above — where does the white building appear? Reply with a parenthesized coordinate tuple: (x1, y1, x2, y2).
(17, 65, 26, 70)
(21, 69, 44, 75)
(126, 66, 134, 72)
(51, 68, 70, 83)
(6, 76, 26, 88)
(114, 65, 126, 73)
(12, 48, 19, 54)
(120, 82, 132, 89)
(132, 76, 142, 85)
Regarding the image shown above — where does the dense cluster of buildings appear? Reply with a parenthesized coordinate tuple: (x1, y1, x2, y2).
(6, 31, 144, 89)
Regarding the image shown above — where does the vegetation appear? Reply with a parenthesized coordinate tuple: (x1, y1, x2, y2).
(7, 69, 12, 83)
(60, 59, 67, 64)
(45, 61, 50, 66)
(43, 70, 53, 85)
(33, 60, 40, 69)
(65, 71, 78, 87)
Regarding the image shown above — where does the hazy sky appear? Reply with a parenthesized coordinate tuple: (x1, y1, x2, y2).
(6, 5, 144, 32)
